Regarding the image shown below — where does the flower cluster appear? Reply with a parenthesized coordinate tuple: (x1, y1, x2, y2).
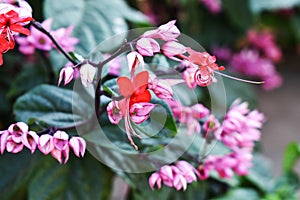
(167, 100, 210, 135)
(149, 160, 200, 191)
(213, 29, 283, 90)
(0, 2, 33, 65)
(149, 99, 265, 189)
(0, 122, 86, 164)
(16, 18, 79, 55)
(198, 99, 265, 179)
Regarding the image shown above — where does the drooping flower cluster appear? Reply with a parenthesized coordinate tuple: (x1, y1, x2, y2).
(149, 99, 265, 189)
(149, 160, 200, 191)
(212, 29, 283, 90)
(0, 122, 86, 164)
(0, 2, 33, 65)
(16, 18, 79, 55)
(167, 100, 210, 135)
(198, 99, 265, 179)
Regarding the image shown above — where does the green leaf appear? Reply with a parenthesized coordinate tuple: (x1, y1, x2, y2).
(212, 188, 260, 200)
(13, 84, 92, 127)
(223, 0, 253, 31)
(249, 0, 300, 13)
(246, 154, 274, 192)
(28, 153, 113, 200)
(0, 151, 37, 200)
(282, 142, 300, 172)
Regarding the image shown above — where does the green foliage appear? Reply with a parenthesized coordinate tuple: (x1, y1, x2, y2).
(14, 84, 92, 127)
(282, 142, 300, 172)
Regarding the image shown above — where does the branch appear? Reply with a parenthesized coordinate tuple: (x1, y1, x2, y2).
(30, 20, 78, 66)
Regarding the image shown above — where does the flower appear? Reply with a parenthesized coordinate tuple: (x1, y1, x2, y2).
(142, 20, 180, 41)
(51, 25, 79, 52)
(200, 0, 222, 14)
(69, 136, 86, 157)
(116, 70, 151, 150)
(0, 130, 9, 154)
(51, 131, 69, 164)
(136, 37, 160, 56)
(79, 63, 97, 87)
(38, 134, 54, 155)
(0, 3, 33, 65)
(162, 41, 186, 59)
(126, 51, 144, 75)
(22, 131, 39, 154)
(149, 161, 199, 191)
(58, 65, 75, 86)
(107, 101, 123, 125)
(148, 78, 174, 100)
(130, 102, 155, 124)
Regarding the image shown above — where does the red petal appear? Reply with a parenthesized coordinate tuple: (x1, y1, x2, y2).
(10, 24, 31, 35)
(129, 90, 151, 107)
(117, 76, 134, 98)
(0, 53, 3, 66)
(133, 71, 149, 93)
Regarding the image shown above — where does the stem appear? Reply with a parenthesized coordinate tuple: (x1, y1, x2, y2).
(30, 21, 78, 65)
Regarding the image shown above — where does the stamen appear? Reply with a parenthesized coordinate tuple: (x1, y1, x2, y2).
(215, 71, 264, 84)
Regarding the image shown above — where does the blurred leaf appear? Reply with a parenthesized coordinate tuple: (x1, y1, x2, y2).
(246, 154, 274, 192)
(14, 84, 92, 127)
(28, 153, 113, 200)
(282, 142, 300, 173)
(212, 188, 260, 200)
(250, 0, 300, 13)
(0, 151, 36, 200)
(223, 0, 253, 31)
(8, 65, 47, 99)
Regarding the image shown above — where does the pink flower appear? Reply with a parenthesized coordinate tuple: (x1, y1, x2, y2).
(107, 101, 123, 125)
(104, 54, 122, 76)
(142, 20, 180, 41)
(197, 164, 210, 180)
(200, 0, 222, 14)
(162, 41, 186, 58)
(51, 25, 79, 52)
(148, 78, 174, 100)
(218, 99, 265, 149)
(190, 103, 210, 119)
(8, 122, 28, 143)
(16, 18, 53, 54)
(148, 161, 199, 191)
(247, 29, 282, 62)
(58, 65, 74, 86)
(136, 37, 160, 56)
(181, 64, 198, 89)
(69, 136, 86, 157)
(22, 131, 39, 154)
(0, 130, 9, 154)
(126, 51, 144, 74)
(79, 63, 97, 87)
(38, 134, 54, 155)
(130, 102, 155, 124)
(6, 135, 24, 153)
(211, 46, 232, 62)
(51, 131, 69, 164)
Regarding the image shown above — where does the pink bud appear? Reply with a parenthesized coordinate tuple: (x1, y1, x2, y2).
(51, 145, 69, 164)
(162, 41, 186, 58)
(107, 101, 123, 125)
(173, 174, 187, 191)
(182, 65, 197, 89)
(149, 172, 162, 190)
(6, 135, 24, 153)
(52, 131, 69, 151)
(136, 38, 160, 56)
(22, 131, 39, 154)
(58, 66, 74, 86)
(80, 63, 97, 87)
(197, 165, 210, 180)
(0, 130, 9, 154)
(69, 136, 86, 157)
(142, 20, 180, 41)
(190, 103, 210, 119)
(38, 134, 54, 155)
(130, 102, 155, 124)
(194, 67, 214, 87)
(8, 122, 29, 143)
(127, 51, 144, 74)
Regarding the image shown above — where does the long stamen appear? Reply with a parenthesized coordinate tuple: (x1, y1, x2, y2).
(215, 71, 264, 84)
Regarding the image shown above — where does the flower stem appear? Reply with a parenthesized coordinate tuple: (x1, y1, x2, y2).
(30, 20, 78, 65)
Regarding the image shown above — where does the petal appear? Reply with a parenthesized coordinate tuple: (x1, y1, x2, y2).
(133, 71, 149, 92)
(117, 76, 134, 98)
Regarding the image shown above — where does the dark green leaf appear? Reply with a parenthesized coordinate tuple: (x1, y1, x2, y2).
(13, 84, 92, 127)
(282, 142, 300, 172)
(28, 153, 113, 200)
